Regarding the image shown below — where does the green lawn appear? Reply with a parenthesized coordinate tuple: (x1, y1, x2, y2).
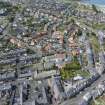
(60, 69, 90, 80)
(92, 23, 105, 30)
(60, 58, 90, 80)
(91, 96, 105, 105)
(57, 25, 65, 32)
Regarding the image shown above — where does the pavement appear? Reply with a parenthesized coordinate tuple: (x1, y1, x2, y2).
(60, 73, 105, 105)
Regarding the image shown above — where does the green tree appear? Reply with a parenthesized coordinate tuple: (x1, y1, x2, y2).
(70, 18, 75, 24)
(77, 29, 82, 36)
(92, 4, 98, 13)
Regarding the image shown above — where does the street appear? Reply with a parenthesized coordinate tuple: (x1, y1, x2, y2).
(60, 73, 105, 105)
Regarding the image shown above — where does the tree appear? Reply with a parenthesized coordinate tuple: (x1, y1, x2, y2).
(77, 29, 82, 36)
(92, 4, 98, 13)
(71, 18, 75, 24)
(60, 55, 81, 79)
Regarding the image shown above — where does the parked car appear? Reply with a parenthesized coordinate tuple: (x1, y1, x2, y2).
(83, 92, 92, 102)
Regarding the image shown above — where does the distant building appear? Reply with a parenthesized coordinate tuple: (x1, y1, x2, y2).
(52, 31, 63, 44)
(0, 0, 30, 5)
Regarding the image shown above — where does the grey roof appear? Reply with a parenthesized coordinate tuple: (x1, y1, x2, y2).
(0, 83, 11, 91)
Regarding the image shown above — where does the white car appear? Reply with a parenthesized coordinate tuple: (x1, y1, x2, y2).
(83, 92, 92, 102)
